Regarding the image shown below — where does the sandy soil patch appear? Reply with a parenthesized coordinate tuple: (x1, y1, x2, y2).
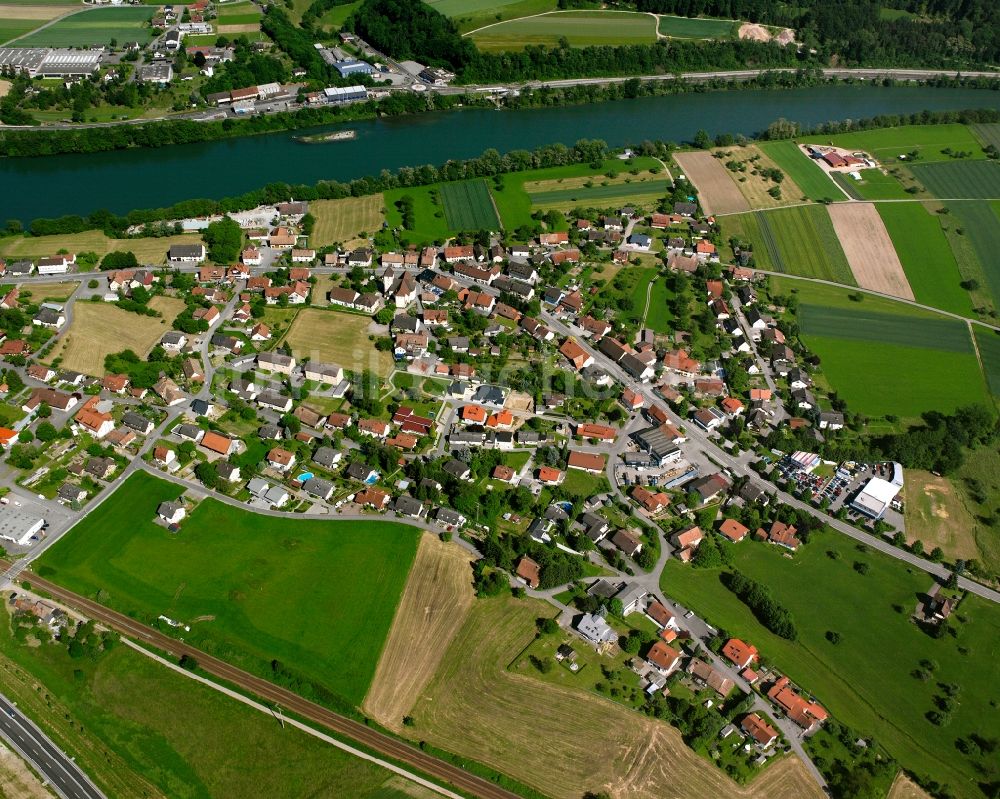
(674, 151, 750, 215)
(902, 470, 979, 561)
(738, 22, 795, 45)
(887, 773, 933, 799)
(714, 144, 805, 208)
(46, 298, 179, 375)
(412, 595, 825, 799)
(827, 203, 915, 299)
(216, 22, 259, 32)
(0, 743, 55, 799)
(0, 80, 11, 100)
(364, 534, 474, 729)
(0, 5, 77, 20)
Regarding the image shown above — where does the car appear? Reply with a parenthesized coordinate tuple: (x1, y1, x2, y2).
(683, 610, 694, 619)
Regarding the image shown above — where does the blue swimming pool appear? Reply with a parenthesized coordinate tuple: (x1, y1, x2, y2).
(297, 472, 314, 482)
(365, 473, 379, 485)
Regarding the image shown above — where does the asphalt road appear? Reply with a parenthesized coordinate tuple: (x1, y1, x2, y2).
(0, 562, 521, 799)
(0, 691, 105, 799)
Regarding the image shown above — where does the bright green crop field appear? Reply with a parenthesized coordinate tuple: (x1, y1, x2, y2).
(660, 532, 1000, 797)
(36, 472, 420, 710)
(945, 201, 1000, 309)
(17, 7, 155, 46)
(876, 202, 974, 316)
(439, 178, 501, 231)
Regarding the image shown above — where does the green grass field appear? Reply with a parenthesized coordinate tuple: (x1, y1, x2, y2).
(757, 141, 842, 201)
(0, 612, 404, 799)
(217, 0, 262, 22)
(17, 6, 155, 46)
(945, 201, 1000, 310)
(527, 179, 669, 209)
(754, 206, 855, 284)
(439, 178, 501, 231)
(470, 10, 657, 50)
(876, 202, 974, 316)
(644, 274, 675, 333)
(0, 19, 46, 44)
(718, 211, 774, 271)
(660, 533, 1000, 797)
(36, 472, 420, 710)
(797, 306, 989, 418)
(319, 0, 360, 28)
(975, 327, 1000, 396)
(970, 122, 1000, 151)
(800, 123, 987, 165)
(491, 156, 661, 230)
(384, 184, 453, 243)
(656, 14, 735, 38)
(909, 160, 1000, 200)
(834, 168, 916, 200)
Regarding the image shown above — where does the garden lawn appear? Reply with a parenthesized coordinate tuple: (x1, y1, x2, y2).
(910, 161, 1000, 200)
(644, 275, 675, 333)
(561, 468, 608, 499)
(799, 123, 987, 164)
(0, 611, 402, 799)
(876, 202, 974, 316)
(660, 533, 1000, 797)
(656, 14, 735, 38)
(17, 6, 155, 46)
(758, 140, 842, 201)
(36, 472, 420, 710)
(470, 10, 656, 51)
(754, 206, 854, 284)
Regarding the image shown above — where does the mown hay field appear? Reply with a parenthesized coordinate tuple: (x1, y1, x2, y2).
(311, 194, 384, 246)
(280, 307, 393, 376)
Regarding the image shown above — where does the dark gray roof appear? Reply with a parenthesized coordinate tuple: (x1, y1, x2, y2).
(121, 411, 152, 432)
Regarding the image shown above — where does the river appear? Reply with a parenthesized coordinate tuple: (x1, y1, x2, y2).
(4, 84, 1000, 222)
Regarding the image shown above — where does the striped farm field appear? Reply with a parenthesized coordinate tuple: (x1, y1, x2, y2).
(719, 212, 774, 271)
(758, 141, 843, 201)
(800, 304, 972, 352)
(909, 160, 1000, 199)
(16, 6, 155, 46)
(439, 178, 500, 231)
(970, 123, 1000, 151)
(945, 201, 1000, 311)
(975, 328, 1000, 396)
(876, 203, 973, 316)
(754, 205, 855, 284)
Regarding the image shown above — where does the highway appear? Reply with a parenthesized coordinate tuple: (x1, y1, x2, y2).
(0, 561, 522, 799)
(0, 691, 105, 799)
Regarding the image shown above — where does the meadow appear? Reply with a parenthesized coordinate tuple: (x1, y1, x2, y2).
(469, 10, 657, 50)
(757, 140, 842, 201)
(311, 194, 384, 246)
(975, 327, 1000, 396)
(799, 304, 973, 352)
(281, 307, 394, 376)
(384, 184, 453, 243)
(718, 211, 774, 271)
(17, 6, 155, 46)
(0, 609, 404, 799)
(412, 595, 824, 799)
(910, 161, 1000, 199)
(44, 297, 183, 376)
(319, 0, 360, 28)
(831, 168, 916, 200)
(943, 201, 1000, 310)
(36, 472, 420, 709)
(492, 156, 662, 230)
(527, 178, 669, 211)
(216, 0, 262, 24)
(428, 0, 555, 31)
(753, 206, 855, 284)
(657, 14, 735, 38)
(799, 123, 986, 165)
(0, 19, 44, 44)
(439, 178, 501, 231)
(660, 533, 1000, 797)
(876, 202, 973, 316)
(0, 229, 202, 264)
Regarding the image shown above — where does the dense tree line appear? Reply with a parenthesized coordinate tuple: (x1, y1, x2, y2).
(721, 569, 798, 640)
(346, 0, 476, 71)
(459, 38, 797, 83)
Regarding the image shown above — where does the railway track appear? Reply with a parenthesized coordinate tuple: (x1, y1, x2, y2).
(4, 563, 522, 799)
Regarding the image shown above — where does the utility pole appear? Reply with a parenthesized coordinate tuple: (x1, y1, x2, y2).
(269, 704, 285, 729)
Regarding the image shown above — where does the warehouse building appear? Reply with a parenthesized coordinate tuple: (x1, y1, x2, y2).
(0, 509, 45, 546)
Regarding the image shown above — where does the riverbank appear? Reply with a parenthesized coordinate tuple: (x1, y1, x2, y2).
(3, 84, 1000, 224)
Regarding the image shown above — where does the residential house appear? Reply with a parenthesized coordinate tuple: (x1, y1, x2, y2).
(742, 713, 779, 748)
(687, 659, 734, 697)
(567, 450, 606, 474)
(767, 676, 827, 731)
(722, 638, 758, 670)
(515, 556, 541, 589)
(645, 641, 682, 676)
(718, 518, 749, 543)
(671, 525, 703, 562)
(612, 529, 643, 557)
